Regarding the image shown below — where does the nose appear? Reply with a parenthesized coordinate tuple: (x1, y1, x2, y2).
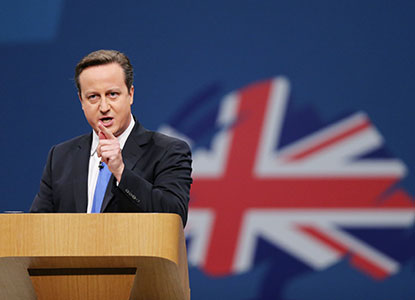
(99, 97, 110, 113)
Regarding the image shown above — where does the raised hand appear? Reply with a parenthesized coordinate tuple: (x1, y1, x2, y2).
(97, 122, 124, 182)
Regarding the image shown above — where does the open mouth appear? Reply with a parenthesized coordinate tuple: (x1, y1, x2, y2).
(99, 117, 114, 125)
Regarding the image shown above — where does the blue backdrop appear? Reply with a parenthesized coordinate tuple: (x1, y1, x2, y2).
(1, 1, 414, 299)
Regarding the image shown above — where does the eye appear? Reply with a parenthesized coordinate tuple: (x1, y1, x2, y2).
(108, 92, 119, 99)
(87, 94, 100, 103)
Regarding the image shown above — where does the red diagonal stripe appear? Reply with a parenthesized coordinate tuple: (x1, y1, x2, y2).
(351, 254, 389, 280)
(299, 225, 391, 280)
(285, 118, 371, 161)
(298, 225, 348, 255)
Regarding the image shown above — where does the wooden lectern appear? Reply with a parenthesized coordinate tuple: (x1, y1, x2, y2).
(0, 213, 190, 300)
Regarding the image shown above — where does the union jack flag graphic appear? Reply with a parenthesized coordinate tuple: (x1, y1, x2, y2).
(160, 77, 414, 299)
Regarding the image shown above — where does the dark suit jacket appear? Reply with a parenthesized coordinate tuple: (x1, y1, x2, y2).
(30, 121, 192, 226)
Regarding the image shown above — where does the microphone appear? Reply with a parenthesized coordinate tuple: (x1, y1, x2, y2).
(99, 161, 104, 170)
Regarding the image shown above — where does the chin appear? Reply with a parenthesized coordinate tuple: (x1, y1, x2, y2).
(113, 129, 122, 137)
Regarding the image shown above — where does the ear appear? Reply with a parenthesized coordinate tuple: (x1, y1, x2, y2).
(129, 85, 134, 105)
(78, 92, 84, 110)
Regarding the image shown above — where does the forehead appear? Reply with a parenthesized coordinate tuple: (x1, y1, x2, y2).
(79, 63, 126, 91)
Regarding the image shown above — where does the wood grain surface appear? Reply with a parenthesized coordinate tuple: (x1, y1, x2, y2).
(0, 213, 190, 300)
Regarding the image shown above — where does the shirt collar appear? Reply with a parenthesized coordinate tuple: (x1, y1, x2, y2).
(90, 115, 135, 156)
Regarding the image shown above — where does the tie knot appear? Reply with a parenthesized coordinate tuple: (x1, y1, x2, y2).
(99, 161, 109, 171)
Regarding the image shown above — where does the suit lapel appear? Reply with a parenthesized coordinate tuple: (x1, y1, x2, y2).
(73, 134, 91, 213)
(122, 122, 150, 171)
(101, 121, 151, 211)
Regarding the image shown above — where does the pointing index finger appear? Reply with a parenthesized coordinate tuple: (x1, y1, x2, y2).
(98, 122, 116, 140)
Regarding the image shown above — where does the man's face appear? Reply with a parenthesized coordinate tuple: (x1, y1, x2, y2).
(78, 63, 134, 137)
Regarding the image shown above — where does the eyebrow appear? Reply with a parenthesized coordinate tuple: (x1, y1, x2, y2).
(84, 87, 122, 95)
(106, 87, 122, 92)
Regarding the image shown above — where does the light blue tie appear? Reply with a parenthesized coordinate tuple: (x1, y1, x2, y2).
(91, 162, 112, 213)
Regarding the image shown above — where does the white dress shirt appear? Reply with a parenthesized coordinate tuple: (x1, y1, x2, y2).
(87, 116, 135, 213)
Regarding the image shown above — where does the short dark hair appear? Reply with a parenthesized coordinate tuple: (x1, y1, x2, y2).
(75, 49, 134, 94)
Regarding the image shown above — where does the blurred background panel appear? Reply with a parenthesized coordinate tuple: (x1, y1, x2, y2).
(1, 1, 414, 299)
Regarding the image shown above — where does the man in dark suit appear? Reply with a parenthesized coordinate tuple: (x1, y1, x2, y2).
(30, 50, 192, 226)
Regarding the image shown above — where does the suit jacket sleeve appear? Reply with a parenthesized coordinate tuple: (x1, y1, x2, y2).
(113, 138, 192, 226)
(31, 146, 56, 213)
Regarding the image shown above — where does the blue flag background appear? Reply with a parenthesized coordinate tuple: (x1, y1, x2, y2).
(1, 1, 414, 299)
